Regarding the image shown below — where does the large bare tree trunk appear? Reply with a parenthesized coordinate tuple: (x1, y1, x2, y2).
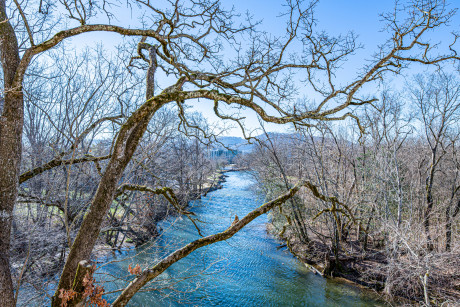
(52, 50, 161, 306)
(51, 108, 162, 306)
(0, 1, 22, 305)
(424, 150, 437, 251)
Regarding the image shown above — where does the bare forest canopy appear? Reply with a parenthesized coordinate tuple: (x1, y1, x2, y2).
(0, 0, 459, 306)
(243, 76, 460, 304)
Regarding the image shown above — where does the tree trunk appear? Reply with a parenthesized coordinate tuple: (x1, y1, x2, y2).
(52, 110, 157, 305)
(68, 260, 94, 307)
(0, 1, 22, 305)
(424, 150, 436, 252)
(52, 50, 162, 306)
(446, 199, 459, 252)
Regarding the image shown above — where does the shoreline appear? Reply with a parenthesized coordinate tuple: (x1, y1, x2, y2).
(270, 233, 394, 304)
(93, 168, 229, 259)
(268, 225, 434, 306)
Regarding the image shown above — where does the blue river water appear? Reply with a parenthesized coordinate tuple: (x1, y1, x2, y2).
(98, 172, 385, 306)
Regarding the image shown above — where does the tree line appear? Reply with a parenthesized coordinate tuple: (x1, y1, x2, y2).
(245, 72, 460, 305)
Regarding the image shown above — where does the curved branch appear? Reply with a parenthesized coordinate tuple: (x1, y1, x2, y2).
(19, 154, 111, 183)
(111, 180, 307, 306)
(14, 24, 168, 88)
(111, 176, 347, 306)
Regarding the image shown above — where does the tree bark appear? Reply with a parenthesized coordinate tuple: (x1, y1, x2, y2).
(424, 150, 437, 251)
(52, 51, 164, 305)
(52, 104, 161, 305)
(446, 199, 459, 252)
(0, 0, 22, 305)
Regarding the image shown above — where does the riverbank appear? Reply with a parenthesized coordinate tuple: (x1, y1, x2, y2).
(92, 169, 228, 258)
(188, 170, 228, 199)
(267, 225, 397, 304)
(269, 224, 460, 306)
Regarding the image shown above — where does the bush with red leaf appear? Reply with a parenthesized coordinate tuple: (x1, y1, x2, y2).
(128, 264, 142, 275)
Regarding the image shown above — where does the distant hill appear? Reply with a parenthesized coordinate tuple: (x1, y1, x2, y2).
(215, 133, 310, 153)
(215, 136, 254, 153)
(216, 132, 334, 151)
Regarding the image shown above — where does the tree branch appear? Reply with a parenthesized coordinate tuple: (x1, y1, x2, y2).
(19, 154, 111, 183)
(111, 180, 307, 306)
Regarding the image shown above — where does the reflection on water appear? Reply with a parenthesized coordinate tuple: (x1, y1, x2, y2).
(98, 172, 385, 306)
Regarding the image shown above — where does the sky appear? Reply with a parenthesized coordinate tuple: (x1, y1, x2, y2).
(192, 0, 396, 136)
(64, 0, 460, 138)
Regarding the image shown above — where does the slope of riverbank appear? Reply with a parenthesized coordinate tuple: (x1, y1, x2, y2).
(269, 218, 460, 306)
(92, 169, 228, 258)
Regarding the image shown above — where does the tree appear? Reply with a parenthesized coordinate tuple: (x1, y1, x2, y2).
(409, 73, 460, 251)
(1, 0, 459, 306)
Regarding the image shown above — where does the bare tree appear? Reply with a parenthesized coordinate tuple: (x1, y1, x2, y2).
(0, 0, 459, 306)
(244, 75, 460, 304)
(409, 73, 460, 251)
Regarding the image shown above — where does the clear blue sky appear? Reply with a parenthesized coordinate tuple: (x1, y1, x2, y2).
(67, 0, 460, 137)
(197, 0, 396, 136)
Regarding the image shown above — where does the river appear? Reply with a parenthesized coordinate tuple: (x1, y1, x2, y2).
(98, 171, 384, 306)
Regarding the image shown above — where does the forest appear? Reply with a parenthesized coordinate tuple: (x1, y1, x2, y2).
(244, 74, 460, 305)
(0, 0, 459, 306)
